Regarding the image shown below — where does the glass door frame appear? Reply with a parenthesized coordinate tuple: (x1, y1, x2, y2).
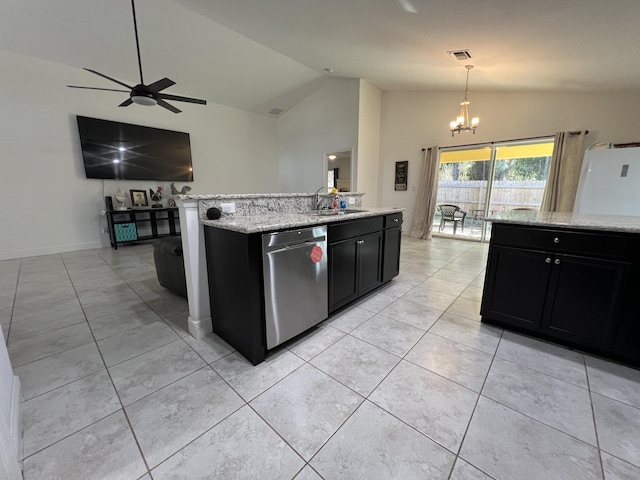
(438, 137, 554, 242)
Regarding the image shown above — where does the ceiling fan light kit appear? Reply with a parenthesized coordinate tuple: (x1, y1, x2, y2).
(450, 65, 479, 137)
(67, 0, 206, 113)
(131, 94, 157, 106)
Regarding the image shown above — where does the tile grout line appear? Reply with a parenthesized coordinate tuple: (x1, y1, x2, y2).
(584, 355, 606, 480)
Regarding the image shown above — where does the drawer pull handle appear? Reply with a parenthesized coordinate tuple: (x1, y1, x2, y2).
(394, 218, 399, 222)
(545, 257, 552, 264)
(554, 258, 561, 265)
(553, 237, 560, 244)
(357, 240, 365, 245)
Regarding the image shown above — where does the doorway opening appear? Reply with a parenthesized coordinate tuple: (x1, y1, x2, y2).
(325, 150, 353, 192)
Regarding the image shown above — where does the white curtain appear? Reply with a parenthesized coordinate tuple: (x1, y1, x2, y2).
(541, 130, 587, 213)
(409, 146, 440, 239)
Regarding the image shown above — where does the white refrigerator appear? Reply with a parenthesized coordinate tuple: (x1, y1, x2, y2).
(573, 147, 640, 216)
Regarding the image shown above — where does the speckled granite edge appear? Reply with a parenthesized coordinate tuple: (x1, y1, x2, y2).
(171, 191, 403, 233)
(203, 207, 403, 234)
(487, 211, 640, 233)
(186, 192, 365, 221)
(178, 192, 365, 200)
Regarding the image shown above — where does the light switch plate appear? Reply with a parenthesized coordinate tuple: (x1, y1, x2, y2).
(348, 197, 356, 205)
(220, 202, 236, 213)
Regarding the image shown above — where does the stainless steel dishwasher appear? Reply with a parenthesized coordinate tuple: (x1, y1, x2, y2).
(262, 225, 328, 349)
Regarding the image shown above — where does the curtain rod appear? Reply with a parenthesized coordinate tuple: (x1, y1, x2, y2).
(433, 130, 589, 151)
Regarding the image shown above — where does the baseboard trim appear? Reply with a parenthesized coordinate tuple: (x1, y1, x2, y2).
(188, 315, 213, 339)
(0, 241, 104, 261)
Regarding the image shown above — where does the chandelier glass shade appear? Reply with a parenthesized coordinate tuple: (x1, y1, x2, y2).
(450, 65, 479, 136)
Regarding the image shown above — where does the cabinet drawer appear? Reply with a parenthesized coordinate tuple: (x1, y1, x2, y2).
(384, 212, 403, 228)
(328, 216, 383, 243)
(491, 223, 637, 260)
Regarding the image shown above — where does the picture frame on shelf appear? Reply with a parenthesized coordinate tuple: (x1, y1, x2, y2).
(130, 189, 148, 208)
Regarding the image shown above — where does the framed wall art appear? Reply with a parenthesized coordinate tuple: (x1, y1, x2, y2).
(395, 160, 408, 191)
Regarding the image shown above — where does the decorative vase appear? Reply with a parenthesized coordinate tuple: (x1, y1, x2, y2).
(114, 189, 128, 210)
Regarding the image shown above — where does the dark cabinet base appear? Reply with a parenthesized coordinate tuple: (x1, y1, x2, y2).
(481, 222, 640, 369)
(205, 212, 403, 365)
(205, 227, 266, 365)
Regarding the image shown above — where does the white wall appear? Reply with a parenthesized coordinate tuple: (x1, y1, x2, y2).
(278, 78, 360, 193)
(0, 51, 279, 260)
(357, 80, 382, 207)
(379, 90, 640, 232)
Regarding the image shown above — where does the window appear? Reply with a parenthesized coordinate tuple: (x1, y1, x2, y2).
(434, 139, 554, 241)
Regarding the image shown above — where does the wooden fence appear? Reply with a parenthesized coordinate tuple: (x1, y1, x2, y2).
(436, 180, 546, 214)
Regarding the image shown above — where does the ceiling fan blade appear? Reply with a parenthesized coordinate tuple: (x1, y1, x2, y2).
(83, 68, 133, 90)
(158, 93, 207, 105)
(147, 78, 175, 93)
(157, 98, 181, 113)
(67, 85, 130, 93)
(119, 98, 134, 107)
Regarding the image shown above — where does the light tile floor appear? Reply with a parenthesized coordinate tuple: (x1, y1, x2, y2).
(2, 237, 640, 479)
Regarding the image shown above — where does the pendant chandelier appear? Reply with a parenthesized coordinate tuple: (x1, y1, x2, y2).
(449, 65, 479, 136)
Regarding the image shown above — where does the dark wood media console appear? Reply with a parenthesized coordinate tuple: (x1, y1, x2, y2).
(106, 207, 180, 249)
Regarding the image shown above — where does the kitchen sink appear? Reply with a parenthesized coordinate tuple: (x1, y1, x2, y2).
(306, 209, 365, 216)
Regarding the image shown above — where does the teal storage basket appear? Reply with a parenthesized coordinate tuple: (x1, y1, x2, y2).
(114, 223, 137, 242)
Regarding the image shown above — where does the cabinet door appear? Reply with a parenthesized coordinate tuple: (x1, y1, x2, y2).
(481, 246, 551, 330)
(542, 253, 630, 348)
(382, 227, 401, 283)
(357, 231, 383, 296)
(613, 266, 640, 364)
(328, 239, 358, 312)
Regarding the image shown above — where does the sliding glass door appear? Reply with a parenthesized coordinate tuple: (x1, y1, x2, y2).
(433, 139, 554, 241)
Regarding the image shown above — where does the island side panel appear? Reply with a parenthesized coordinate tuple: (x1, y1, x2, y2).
(204, 226, 266, 365)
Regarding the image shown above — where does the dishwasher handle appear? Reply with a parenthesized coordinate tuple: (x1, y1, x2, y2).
(265, 238, 325, 255)
(262, 226, 327, 253)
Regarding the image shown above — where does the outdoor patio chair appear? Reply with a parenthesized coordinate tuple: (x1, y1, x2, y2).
(437, 204, 467, 234)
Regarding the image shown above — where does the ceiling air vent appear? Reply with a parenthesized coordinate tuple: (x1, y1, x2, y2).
(268, 107, 284, 116)
(447, 50, 473, 61)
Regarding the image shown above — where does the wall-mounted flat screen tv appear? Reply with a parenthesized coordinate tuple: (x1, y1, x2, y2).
(76, 115, 193, 181)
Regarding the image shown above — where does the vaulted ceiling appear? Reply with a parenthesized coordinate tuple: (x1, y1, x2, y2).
(2, 0, 638, 116)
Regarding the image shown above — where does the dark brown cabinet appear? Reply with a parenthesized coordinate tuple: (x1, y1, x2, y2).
(382, 213, 403, 283)
(542, 253, 629, 348)
(482, 222, 640, 367)
(482, 246, 551, 330)
(328, 217, 384, 312)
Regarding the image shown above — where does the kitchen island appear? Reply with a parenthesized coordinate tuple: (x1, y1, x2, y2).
(173, 192, 403, 364)
(482, 210, 640, 368)
(203, 206, 403, 365)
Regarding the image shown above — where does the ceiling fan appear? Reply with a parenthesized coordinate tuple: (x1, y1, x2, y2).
(67, 0, 206, 113)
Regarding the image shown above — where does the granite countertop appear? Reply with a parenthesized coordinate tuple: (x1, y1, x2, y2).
(203, 207, 403, 234)
(487, 210, 640, 233)
(178, 192, 365, 200)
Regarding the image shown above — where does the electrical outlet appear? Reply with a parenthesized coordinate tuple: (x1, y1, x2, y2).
(220, 202, 236, 214)
(348, 197, 356, 205)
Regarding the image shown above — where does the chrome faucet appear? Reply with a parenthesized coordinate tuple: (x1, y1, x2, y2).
(314, 186, 330, 210)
